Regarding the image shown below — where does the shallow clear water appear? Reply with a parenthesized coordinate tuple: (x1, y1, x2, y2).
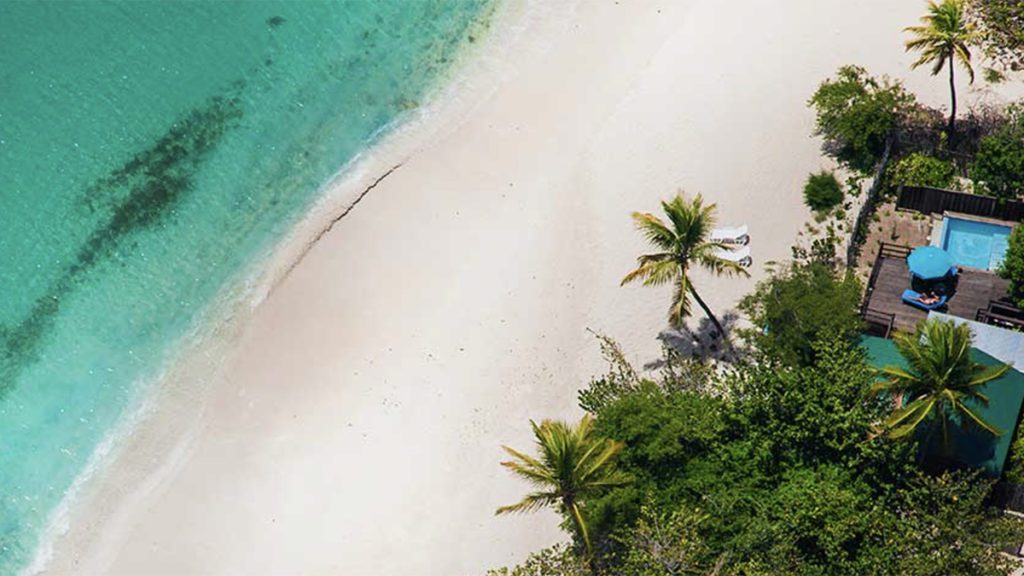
(0, 1, 492, 570)
(942, 217, 1012, 271)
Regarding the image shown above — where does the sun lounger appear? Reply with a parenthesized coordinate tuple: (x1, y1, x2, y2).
(901, 288, 948, 310)
(713, 245, 752, 268)
(710, 225, 749, 246)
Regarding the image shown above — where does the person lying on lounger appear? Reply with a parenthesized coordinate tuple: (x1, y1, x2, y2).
(915, 291, 941, 305)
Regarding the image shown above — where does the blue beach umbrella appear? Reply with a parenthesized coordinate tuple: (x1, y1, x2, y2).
(907, 246, 954, 280)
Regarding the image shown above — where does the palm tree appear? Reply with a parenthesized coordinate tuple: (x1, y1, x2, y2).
(871, 319, 1010, 449)
(621, 193, 749, 338)
(496, 415, 631, 558)
(904, 0, 979, 136)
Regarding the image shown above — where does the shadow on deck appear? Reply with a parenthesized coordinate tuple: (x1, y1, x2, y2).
(861, 243, 1014, 335)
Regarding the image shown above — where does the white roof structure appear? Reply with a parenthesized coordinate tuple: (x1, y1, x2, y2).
(929, 311, 1024, 370)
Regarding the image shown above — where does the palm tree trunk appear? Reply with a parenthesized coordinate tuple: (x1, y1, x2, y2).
(565, 498, 598, 575)
(947, 58, 957, 140)
(919, 420, 939, 466)
(689, 286, 727, 340)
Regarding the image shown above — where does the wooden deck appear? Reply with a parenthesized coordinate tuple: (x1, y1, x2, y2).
(862, 244, 1012, 334)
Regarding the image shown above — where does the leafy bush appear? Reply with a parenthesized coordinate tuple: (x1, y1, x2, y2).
(614, 502, 716, 576)
(969, 0, 1024, 73)
(486, 544, 588, 576)
(808, 66, 916, 174)
(885, 152, 957, 194)
(576, 333, 1021, 576)
(1003, 431, 1024, 485)
(803, 171, 845, 212)
(998, 224, 1024, 308)
(578, 331, 715, 414)
(970, 103, 1024, 198)
(739, 262, 863, 367)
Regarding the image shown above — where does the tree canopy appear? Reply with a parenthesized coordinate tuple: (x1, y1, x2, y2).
(738, 262, 863, 367)
(808, 66, 917, 174)
(998, 224, 1024, 309)
(969, 0, 1024, 74)
(970, 102, 1024, 198)
(884, 152, 957, 194)
(622, 193, 748, 336)
(494, 262, 1023, 576)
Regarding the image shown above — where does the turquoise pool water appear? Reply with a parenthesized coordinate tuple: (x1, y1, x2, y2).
(941, 217, 1012, 271)
(0, 1, 493, 571)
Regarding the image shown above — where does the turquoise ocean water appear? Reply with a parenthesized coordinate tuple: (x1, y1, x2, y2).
(0, 1, 493, 571)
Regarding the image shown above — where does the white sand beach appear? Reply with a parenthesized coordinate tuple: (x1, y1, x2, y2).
(43, 1, 1017, 574)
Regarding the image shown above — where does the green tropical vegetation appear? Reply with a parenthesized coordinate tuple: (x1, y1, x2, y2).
(493, 3, 1024, 574)
(739, 261, 862, 367)
(971, 103, 1024, 198)
(871, 319, 1010, 445)
(495, 298, 1024, 574)
(802, 170, 844, 213)
(486, 544, 587, 576)
(884, 152, 957, 193)
(998, 225, 1024, 308)
(496, 416, 631, 561)
(808, 65, 916, 174)
(969, 0, 1024, 75)
(904, 0, 979, 136)
(621, 193, 748, 338)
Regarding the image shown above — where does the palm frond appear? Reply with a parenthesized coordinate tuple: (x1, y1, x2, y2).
(956, 401, 1003, 436)
(621, 257, 679, 288)
(495, 491, 559, 515)
(668, 278, 692, 328)
(904, 0, 976, 81)
(496, 415, 632, 544)
(885, 397, 937, 439)
(967, 362, 1011, 387)
(631, 212, 676, 251)
(878, 318, 1009, 443)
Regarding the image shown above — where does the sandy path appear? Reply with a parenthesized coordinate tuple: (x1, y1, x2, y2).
(44, 1, 1014, 574)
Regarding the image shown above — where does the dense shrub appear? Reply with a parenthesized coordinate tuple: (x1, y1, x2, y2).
(568, 331, 1021, 576)
(969, 0, 1024, 73)
(739, 262, 862, 367)
(1002, 431, 1024, 485)
(808, 66, 916, 174)
(884, 152, 957, 194)
(998, 224, 1024, 308)
(486, 544, 587, 576)
(802, 171, 844, 212)
(498, 260, 1024, 576)
(970, 103, 1024, 198)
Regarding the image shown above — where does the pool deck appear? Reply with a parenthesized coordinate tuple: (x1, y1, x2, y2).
(861, 243, 1013, 334)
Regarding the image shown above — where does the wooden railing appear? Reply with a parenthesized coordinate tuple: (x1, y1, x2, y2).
(861, 242, 911, 317)
(897, 185, 1024, 221)
(976, 300, 1024, 330)
(862, 308, 896, 339)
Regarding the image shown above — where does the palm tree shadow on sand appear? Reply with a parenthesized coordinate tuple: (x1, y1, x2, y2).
(644, 310, 744, 368)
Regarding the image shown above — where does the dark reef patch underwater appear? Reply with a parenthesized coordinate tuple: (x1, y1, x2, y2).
(0, 91, 245, 391)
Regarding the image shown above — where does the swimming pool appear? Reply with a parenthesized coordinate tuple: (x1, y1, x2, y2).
(940, 216, 1012, 271)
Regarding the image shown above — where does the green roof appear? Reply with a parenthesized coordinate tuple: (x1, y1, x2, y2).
(861, 335, 1024, 476)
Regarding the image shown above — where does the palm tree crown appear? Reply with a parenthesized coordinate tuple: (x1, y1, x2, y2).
(496, 415, 631, 556)
(904, 0, 979, 133)
(622, 193, 748, 336)
(871, 319, 1010, 446)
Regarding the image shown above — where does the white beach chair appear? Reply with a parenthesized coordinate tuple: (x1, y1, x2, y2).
(713, 245, 752, 268)
(710, 224, 749, 246)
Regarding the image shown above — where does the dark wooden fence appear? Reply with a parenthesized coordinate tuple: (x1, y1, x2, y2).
(994, 482, 1024, 514)
(897, 185, 1024, 221)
